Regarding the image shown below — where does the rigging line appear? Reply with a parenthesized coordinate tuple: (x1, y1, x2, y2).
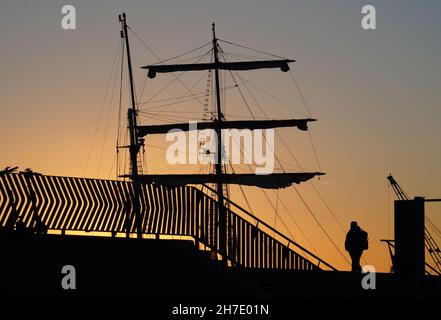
(224, 113, 268, 120)
(222, 52, 267, 60)
(227, 89, 324, 256)
(231, 58, 347, 255)
(117, 39, 125, 180)
(227, 68, 285, 172)
(144, 153, 164, 163)
(140, 112, 200, 121)
(163, 53, 213, 65)
(277, 128, 346, 236)
(309, 182, 346, 234)
(144, 143, 202, 157)
(270, 189, 318, 254)
(289, 69, 313, 118)
(141, 89, 208, 110)
(143, 73, 186, 105)
(246, 81, 308, 117)
(235, 62, 346, 238)
(230, 137, 317, 252)
(128, 25, 212, 64)
(140, 110, 206, 114)
(223, 48, 344, 260)
(292, 185, 351, 266)
(140, 91, 207, 105)
(83, 38, 123, 177)
(284, 72, 341, 232)
(144, 44, 212, 65)
(128, 26, 211, 107)
(290, 62, 322, 173)
(122, 118, 128, 179)
(139, 69, 270, 106)
(140, 83, 240, 109)
(148, 164, 192, 174)
(241, 158, 317, 254)
(146, 152, 165, 165)
(118, 41, 126, 144)
(274, 189, 279, 238)
(140, 113, 201, 123)
(98, 42, 122, 177)
(229, 132, 319, 252)
(219, 48, 286, 171)
(273, 119, 346, 234)
(173, 55, 211, 64)
(136, 71, 148, 109)
(237, 184, 254, 215)
(141, 50, 212, 108)
(139, 114, 182, 123)
(260, 188, 297, 243)
(275, 134, 304, 171)
(197, 156, 206, 175)
(225, 156, 254, 214)
(427, 216, 441, 239)
(218, 38, 288, 60)
(219, 48, 285, 147)
(308, 131, 322, 172)
(107, 152, 117, 180)
(139, 112, 203, 121)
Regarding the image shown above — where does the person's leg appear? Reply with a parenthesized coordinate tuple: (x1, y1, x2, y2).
(350, 252, 357, 272)
(354, 251, 362, 272)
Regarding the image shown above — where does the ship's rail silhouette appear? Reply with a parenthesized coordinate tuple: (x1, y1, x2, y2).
(0, 171, 336, 271)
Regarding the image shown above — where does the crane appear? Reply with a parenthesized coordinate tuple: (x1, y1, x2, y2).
(387, 175, 441, 275)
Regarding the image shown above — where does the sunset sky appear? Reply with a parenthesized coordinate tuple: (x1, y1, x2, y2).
(1, 0, 441, 272)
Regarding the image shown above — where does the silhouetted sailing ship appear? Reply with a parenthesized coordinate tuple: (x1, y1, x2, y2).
(0, 13, 439, 304)
(117, 12, 326, 263)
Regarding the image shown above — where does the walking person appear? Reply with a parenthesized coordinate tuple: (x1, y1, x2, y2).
(345, 221, 368, 272)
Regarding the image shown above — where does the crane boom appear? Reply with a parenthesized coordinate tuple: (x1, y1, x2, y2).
(387, 175, 409, 200)
(387, 174, 441, 274)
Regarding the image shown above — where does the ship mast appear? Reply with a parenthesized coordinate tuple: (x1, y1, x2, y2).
(119, 12, 139, 180)
(212, 23, 227, 257)
(119, 13, 143, 238)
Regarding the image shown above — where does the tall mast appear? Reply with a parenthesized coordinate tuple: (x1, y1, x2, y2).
(119, 13, 142, 239)
(119, 13, 139, 180)
(212, 23, 227, 259)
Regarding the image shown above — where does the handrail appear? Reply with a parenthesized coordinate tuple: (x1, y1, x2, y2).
(200, 184, 337, 271)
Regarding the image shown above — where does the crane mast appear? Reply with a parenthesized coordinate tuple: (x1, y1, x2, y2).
(387, 175, 441, 274)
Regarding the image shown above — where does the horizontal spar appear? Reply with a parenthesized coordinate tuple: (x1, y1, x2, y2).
(137, 119, 316, 136)
(125, 173, 324, 189)
(143, 59, 294, 78)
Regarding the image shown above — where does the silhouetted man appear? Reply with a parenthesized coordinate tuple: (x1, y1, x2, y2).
(345, 221, 368, 272)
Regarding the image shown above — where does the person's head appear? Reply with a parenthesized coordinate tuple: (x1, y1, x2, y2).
(350, 221, 358, 229)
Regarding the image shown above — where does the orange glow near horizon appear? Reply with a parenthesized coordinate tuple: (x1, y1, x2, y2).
(1, 1, 441, 273)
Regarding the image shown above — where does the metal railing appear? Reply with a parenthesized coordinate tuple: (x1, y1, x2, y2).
(0, 171, 336, 271)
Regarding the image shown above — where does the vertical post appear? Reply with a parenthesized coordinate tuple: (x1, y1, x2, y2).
(119, 13, 142, 238)
(212, 23, 227, 260)
(394, 197, 425, 281)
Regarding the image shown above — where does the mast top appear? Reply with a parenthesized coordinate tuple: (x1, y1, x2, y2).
(212, 22, 217, 40)
(118, 12, 126, 22)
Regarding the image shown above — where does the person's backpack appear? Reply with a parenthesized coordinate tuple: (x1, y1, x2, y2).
(360, 229, 369, 250)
